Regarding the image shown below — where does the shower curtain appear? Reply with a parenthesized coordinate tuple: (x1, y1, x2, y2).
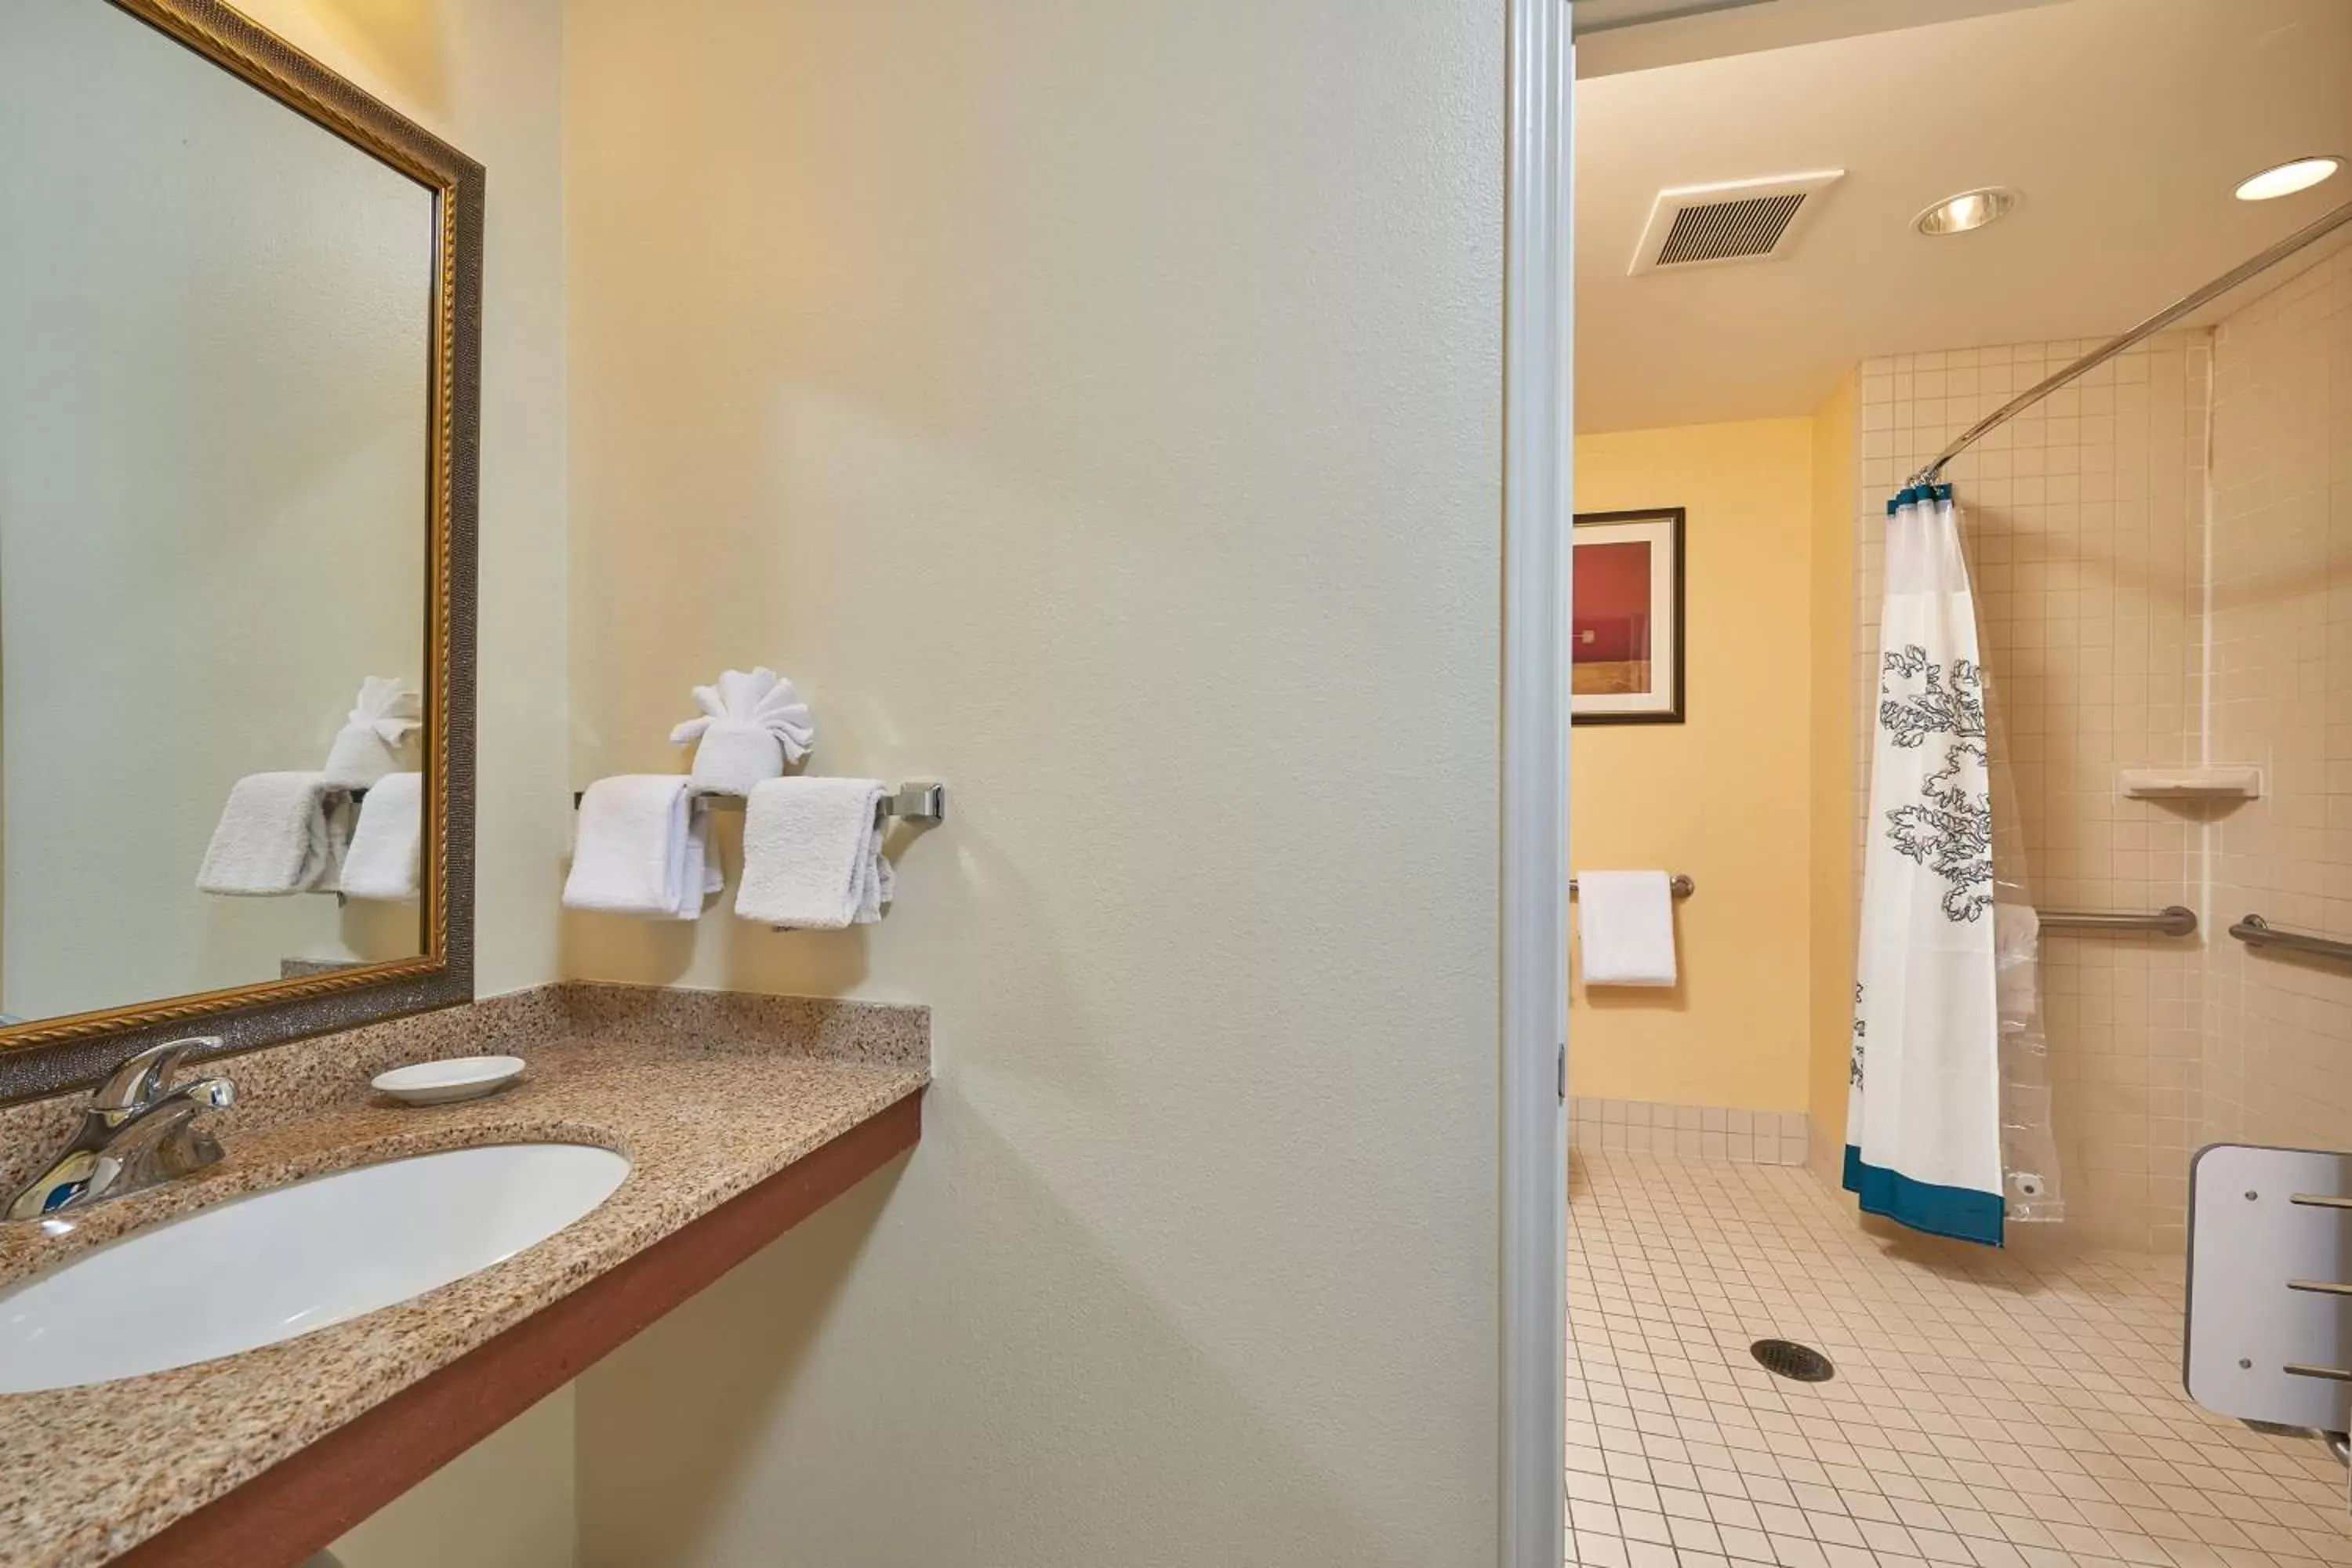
(1846, 484, 2007, 1247)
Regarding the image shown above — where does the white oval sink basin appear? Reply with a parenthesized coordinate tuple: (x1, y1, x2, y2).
(0, 1142, 629, 1392)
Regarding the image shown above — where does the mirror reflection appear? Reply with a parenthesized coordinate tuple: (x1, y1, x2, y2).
(0, 0, 436, 1029)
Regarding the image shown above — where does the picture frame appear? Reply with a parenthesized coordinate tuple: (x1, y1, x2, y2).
(1570, 507, 1684, 725)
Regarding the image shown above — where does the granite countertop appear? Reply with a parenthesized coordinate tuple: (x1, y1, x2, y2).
(0, 984, 929, 1568)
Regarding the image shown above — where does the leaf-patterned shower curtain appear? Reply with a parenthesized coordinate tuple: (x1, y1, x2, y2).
(1846, 484, 2006, 1247)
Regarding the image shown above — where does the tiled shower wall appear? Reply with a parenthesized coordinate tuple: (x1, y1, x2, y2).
(2201, 247, 2352, 1157)
(1855, 332, 2210, 1254)
(1846, 251, 2352, 1253)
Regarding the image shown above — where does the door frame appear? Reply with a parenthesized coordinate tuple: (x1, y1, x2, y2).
(1499, 0, 1570, 1565)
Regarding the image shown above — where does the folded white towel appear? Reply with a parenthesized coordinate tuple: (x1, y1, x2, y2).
(562, 775, 720, 920)
(671, 668, 815, 796)
(342, 771, 423, 902)
(323, 677, 423, 790)
(736, 778, 892, 929)
(1575, 870, 1678, 987)
(198, 771, 346, 896)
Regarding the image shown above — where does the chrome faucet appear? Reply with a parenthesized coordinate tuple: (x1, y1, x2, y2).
(5, 1038, 234, 1221)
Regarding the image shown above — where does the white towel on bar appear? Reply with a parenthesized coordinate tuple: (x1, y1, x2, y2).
(671, 667, 816, 797)
(1575, 870, 1678, 987)
(322, 677, 423, 790)
(562, 775, 721, 920)
(341, 771, 423, 902)
(736, 778, 892, 929)
(197, 772, 346, 896)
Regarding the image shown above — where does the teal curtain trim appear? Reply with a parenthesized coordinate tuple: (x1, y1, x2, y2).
(1885, 481, 1956, 515)
(1842, 1145, 2004, 1247)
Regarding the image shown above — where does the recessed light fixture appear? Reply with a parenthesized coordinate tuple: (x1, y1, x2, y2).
(2234, 156, 2340, 201)
(1914, 187, 2018, 237)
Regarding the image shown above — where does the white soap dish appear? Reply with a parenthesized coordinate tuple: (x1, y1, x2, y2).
(2118, 766, 2263, 801)
(372, 1055, 525, 1105)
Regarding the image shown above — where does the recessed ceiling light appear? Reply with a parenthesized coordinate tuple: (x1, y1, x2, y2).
(1914, 187, 2017, 237)
(2235, 156, 2340, 201)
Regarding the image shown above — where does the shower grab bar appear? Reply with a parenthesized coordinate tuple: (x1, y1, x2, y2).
(1569, 875, 1693, 899)
(1910, 198, 2352, 487)
(2230, 915, 2352, 964)
(2037, 906, 2197, 937)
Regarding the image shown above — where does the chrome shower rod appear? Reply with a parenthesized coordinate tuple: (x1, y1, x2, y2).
(1910, 198, 2352, 488)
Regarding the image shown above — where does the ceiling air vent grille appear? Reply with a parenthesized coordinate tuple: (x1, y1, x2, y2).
(1655, 192, 1809, 266)
(1629, 170, 1842, 277)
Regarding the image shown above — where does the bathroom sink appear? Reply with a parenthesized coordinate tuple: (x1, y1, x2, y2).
(0, 1142, 629, 1393)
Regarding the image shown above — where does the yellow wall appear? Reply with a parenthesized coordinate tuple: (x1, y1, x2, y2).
(1806, 374, 1859, 1166)
(1569, 419, 1817, 1112)
(562, 1, 1506, 1563)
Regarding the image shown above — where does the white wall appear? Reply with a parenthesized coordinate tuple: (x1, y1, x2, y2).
(562, 1, 1506, 1563)
(0, 0, 430, 1021)
(205, 0, 574, 1557)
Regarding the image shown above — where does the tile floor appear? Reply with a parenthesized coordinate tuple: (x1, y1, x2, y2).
(1566, 1149, 2352, 1566)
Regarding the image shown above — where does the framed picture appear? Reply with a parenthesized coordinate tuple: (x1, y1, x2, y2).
(1571, 507, 1684, 724)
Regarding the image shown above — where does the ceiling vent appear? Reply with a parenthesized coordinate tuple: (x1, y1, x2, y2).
(1628, 170, 1843, 276)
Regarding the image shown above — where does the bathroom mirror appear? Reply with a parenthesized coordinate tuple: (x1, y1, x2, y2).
(0, 0, 478, 1096)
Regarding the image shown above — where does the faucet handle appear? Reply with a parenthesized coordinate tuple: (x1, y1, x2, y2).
(93, 1036, 224, 1114)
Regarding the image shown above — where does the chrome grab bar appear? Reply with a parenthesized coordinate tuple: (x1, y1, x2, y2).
(1569, 875, 1693, 899)
(2230, 915, 2352, 964)
(2038, 906, 2197, 937)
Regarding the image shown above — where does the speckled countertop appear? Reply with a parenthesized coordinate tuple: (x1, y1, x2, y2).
(0, 984, 929, 1568)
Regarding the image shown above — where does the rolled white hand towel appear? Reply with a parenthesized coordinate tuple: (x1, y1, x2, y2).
(736, 778, 891, 929)
(1575, 870, 1678, 987)
(198, 772, 347, 896)
(342, 771, 423, 902)
(670, 668, 815, 796)
(323, 677, 423, 790)
(563, 775, 721, 920)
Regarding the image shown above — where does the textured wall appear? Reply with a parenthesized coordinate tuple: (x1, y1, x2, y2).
(1569, 419, 1819, 1114)
(561, 1, 1505, 1563)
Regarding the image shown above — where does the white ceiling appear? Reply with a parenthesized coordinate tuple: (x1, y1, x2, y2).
(1574, 0, 2352, 433)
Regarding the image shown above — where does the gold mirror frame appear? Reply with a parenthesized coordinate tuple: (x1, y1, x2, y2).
(0, 0, 481, 1101)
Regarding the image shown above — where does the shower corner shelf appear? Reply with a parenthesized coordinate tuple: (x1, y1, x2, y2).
(2118, 766, 2263, 803)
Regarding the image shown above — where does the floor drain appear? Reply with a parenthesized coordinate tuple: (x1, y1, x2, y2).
(1751, 1339, 1835, 1382)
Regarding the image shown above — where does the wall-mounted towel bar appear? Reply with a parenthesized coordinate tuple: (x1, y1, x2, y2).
(1569, 875, 1693, 899)
(2040, 906, 2197, 937)
(2230, 914, 2352, 964)
(569, 781, 948, 825)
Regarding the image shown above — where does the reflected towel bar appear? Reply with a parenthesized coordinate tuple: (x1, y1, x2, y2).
(2038, 906, 2197, 937)
(1569, 875, 1693, 899)
(569, 781, 947, 825)
(2230, 914, 2352, 964)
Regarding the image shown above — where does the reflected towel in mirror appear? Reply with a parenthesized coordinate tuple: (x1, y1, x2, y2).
(322, 677, 422, 790)
(197, 772, 345, 897)
(342, 771, 423, 902)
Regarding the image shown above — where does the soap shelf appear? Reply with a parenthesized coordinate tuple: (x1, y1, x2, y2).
(2119, 766, 2262, 802)
(569, 780, 947, 825)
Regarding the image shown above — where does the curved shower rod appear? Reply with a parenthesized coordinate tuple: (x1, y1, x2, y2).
(1908, 197, 2352, 488)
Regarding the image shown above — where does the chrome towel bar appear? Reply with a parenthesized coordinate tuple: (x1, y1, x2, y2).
(1569, 875, 1693, 899)
(2039, 906, 2197, 937)
(2230, 914, 2352, 964)
(570, 781, 947, 825)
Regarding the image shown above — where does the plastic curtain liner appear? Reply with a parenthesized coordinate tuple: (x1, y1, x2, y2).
(1847, 485, 2060, 1245)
